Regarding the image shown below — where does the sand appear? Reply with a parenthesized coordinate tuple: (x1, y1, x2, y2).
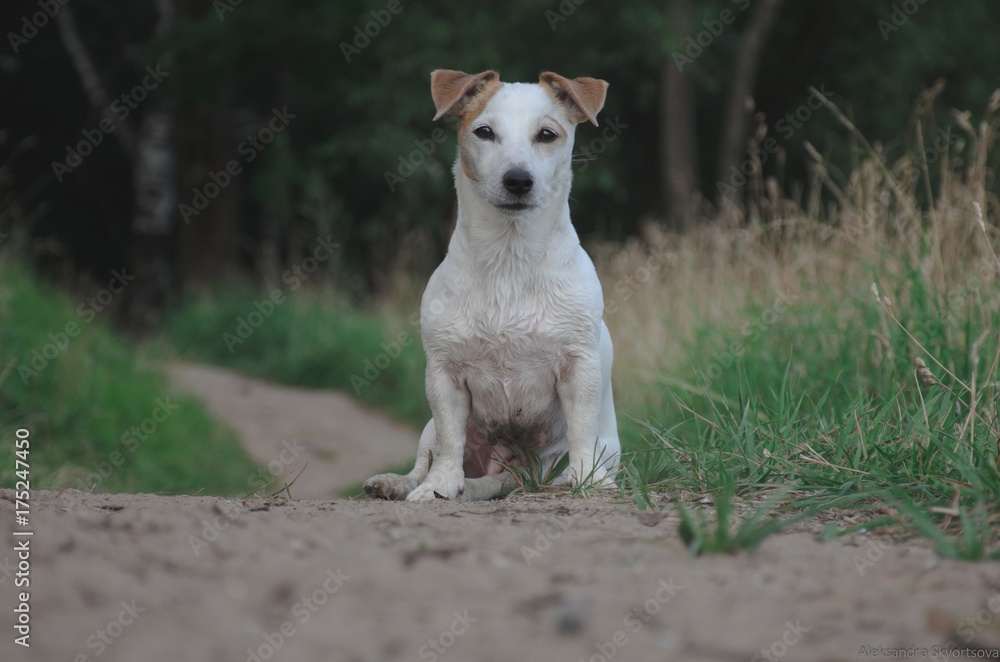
(3, 363, 998, 661)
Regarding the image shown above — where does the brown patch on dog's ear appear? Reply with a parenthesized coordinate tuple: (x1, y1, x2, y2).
(431, 70, 501, 121)
(539, 72, 608, 126)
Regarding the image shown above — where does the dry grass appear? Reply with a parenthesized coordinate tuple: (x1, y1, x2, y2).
(591, 88, 1000, 410)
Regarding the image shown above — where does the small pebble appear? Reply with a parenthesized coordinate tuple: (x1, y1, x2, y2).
(553, 596, 588, 634)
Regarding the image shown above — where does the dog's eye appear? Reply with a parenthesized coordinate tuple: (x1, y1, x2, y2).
(536, 129, 558, 143)
(473, 126, 495, 141)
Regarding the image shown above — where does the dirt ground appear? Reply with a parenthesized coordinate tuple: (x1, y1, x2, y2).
(165, 361, 419, 498)
(4, 364, 1000, 662)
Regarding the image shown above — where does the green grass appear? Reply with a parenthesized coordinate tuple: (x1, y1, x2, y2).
(675, 488, 808, 556)
(163, 286, 430, 428)
(0, 260, 261, 495)
(617, 244, 1000, 557)
(892, 494, 1000, 561)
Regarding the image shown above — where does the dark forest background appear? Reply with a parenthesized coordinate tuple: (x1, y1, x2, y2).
(2, 0, 999, 329)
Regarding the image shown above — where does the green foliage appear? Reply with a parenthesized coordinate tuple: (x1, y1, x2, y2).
(157, 0, 654, 281)
(892, 494, 1000, 561)
(675, 488, 801, 556)
(0, 261, 260, 495)
(163, 285, 430, 427)
(156, 0, 1000, 273)
(500, 450, 570, 496)
(633, 244, 1000, 557)
(6, 0, 1000, 296)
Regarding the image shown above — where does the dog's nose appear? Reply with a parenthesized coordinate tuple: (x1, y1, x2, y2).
(502, 168, 533, 195)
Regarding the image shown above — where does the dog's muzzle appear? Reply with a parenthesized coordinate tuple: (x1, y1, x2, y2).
(497, 168, 534, 211)
(502, 168, 533, 195)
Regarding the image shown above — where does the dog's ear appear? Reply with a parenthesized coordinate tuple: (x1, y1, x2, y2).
(539, 72, 608, 126)
(431, 70, 500, 121)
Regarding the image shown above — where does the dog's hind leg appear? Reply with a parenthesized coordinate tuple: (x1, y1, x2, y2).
(457, 471, 519, 501)
(363, 419, 436, 500)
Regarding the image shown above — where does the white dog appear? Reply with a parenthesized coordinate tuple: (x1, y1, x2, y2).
(364, 69, 620, 501)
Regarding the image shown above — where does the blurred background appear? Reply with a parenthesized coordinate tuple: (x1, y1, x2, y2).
(3, 0, 998, 323)
(2, 0, 1000, 503)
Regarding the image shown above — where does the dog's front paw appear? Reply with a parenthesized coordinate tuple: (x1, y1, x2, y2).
(364, 473, 419, 500)
(405, 472, 465, 501)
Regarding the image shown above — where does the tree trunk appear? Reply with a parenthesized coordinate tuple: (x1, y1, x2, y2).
(56, 0, 178, 332)
(130, 108, 177, 330)
(54, 7, 134, 155)
(715, 0, 785, 205)
(175, 98, 242, 289)
(659, 0, 699, 230)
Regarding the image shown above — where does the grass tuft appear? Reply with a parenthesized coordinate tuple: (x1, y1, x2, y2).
(0, 260, 261, 496)
(675, 488, 805, 556)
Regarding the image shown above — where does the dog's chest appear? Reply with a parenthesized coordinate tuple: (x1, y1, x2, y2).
(446, 294, 569, 387)
(436, 289, 575, 441)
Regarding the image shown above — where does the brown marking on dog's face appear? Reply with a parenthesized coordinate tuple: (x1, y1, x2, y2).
(455, 83, 504, 182)
(430, 70, 503, 182)
(540, 114, 568, 141)
(431, 70, 500, 120)
(538, 72, 609, 127)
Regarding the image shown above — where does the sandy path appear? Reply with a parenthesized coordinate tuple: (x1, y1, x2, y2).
(4, 365, 999, 661)
(165, 361, 419, 498)
(2, 489, 999, 662)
